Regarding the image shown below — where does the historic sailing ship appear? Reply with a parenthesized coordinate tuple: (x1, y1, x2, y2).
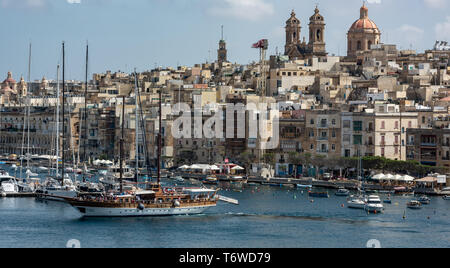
(62, 79, 219, 217)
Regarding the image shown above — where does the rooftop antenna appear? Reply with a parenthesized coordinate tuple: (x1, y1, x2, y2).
(221, 25, 224, 40)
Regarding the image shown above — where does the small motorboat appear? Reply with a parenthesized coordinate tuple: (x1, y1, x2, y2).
(383, 198, 392, 204)
(203, 175, 218, 185)
(443, 195, 450, 200)
(407, 200, 422, 209)
(297, 184, 313, 189)
(308, 191, 329, 198)
(172, 176, 185, 183)
(335, 188, 350, 197)
(347, 195, 365, 210)
(365, 195, 384, 214)
(417, 195, 430, 205)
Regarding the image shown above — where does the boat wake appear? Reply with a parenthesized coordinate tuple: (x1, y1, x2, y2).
(220, 212, 369, 225)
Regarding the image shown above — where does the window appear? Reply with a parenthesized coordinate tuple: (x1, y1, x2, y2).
(343, 120, 351, 128)
(310, 119, 315, 125)
(395, 121, 399, 129)
(332, 144, 336, 151)
(408, 121, 412, 128)
(353, 121, 363, 131)
(381, 121, 385, 129)
(381, 148, 385, 157)
(357, 41, 362, 50)
(353, 135, 362, 145)
(343, 134, 351, 142)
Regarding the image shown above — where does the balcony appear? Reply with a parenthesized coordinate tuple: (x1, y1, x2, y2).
(421, 143, 437, 147)
(318, 124, 328, 129)
(317, 136, 329, 141)
(421, 155, 437, 161)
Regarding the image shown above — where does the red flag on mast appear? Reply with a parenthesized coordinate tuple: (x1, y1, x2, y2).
(252, 39, 269, 49)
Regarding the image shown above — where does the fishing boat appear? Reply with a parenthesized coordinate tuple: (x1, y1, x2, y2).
(308, 191, 329, 198)
(364, 195, 384, 214)
(407, 200, 422, 209)
(417, 195, 431, 205)
(335, 188, 350, 197)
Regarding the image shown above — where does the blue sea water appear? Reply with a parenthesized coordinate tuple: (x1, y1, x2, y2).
(0, 183, 449, 248)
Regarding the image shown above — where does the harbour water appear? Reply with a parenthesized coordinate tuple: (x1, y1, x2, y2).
(0, 183, 449, 248)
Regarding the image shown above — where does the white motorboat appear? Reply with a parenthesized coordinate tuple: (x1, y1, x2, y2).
(407, 200, 422, 209)
(417, 195, 431, 205)
(1, 179, 19, 194)
(443, 196, 450, 200)
(364, 195, 384, 214)
(347, 195, 366, 210)
(335, 188, 350, 196)
(296, 184, 313, 189)
(0, 170, 19, 194)
(172, 176, 185, 183)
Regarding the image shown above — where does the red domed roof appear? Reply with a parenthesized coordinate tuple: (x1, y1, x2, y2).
(349, 18, 380, 33)
(348, 4, 380, 33)
(3, 72, 16, 84)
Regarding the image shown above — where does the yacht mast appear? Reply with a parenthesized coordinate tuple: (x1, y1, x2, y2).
(157, 89, 162, 184)
(134, 70, 139, 182)
(119, 96, 125, 193)
(82, 42, 89, 182)
(56, 64, 60, 178)
(62, 42, 65, 186)
(26, 43, 32, 173)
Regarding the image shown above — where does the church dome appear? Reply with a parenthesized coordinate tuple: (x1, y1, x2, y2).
(3, 71, 16, 84)
(348, 4, 380, 34)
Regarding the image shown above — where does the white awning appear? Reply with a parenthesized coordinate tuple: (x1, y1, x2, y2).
(135, 190, 155, 195)
(231, 165, 245, 170)
(184, 188, 216, 193)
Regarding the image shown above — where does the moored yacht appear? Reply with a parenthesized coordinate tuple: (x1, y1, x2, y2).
(36, 177, 78, 202)
(0, 170, 19, 194)
(417, 195, 431, 205)
(364, 195, 384, 214)
(335, 188, 350, 196)
(347, 195, 366, 209)
(407, 200, 422, 209)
